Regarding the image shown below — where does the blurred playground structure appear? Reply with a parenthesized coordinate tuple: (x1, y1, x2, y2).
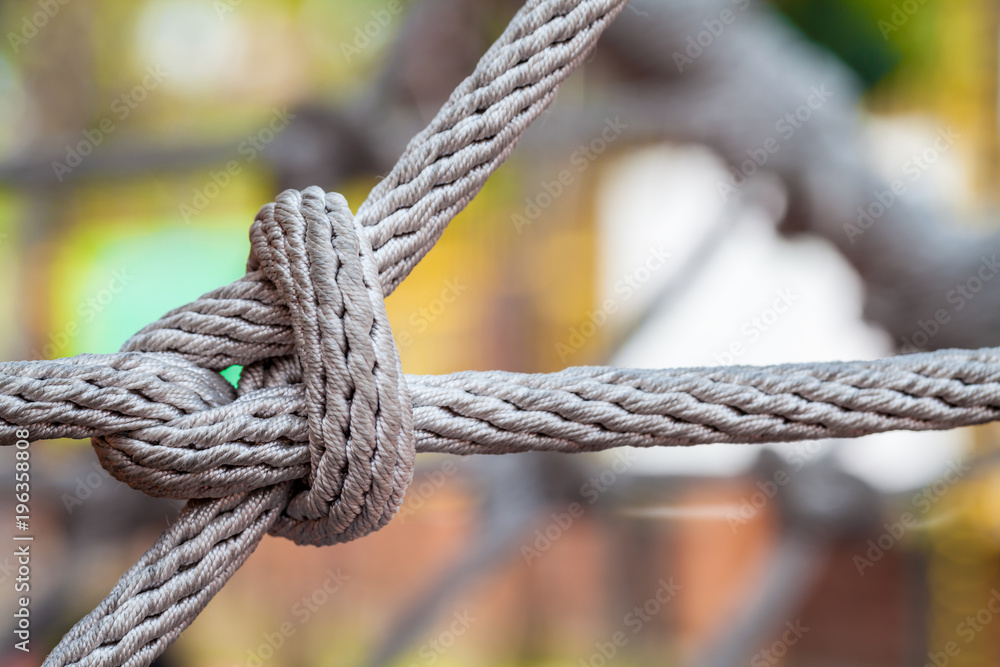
(3, 0, 1000, 665)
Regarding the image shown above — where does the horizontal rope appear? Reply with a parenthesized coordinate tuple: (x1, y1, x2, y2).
(4, 347, 999, 493)
(409, 349, 1000, 452)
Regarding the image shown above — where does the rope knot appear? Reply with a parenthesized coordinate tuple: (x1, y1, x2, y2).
(95, 187, 413, 545)
(241, 186, 415, 545)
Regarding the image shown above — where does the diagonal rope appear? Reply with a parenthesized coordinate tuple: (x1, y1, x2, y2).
(121, 0, 627, 369)
(46, 486, 289, 667)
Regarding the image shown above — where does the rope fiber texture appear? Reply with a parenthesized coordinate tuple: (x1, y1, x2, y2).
(3, 0, 999, 665)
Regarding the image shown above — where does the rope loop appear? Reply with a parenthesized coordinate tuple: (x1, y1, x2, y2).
(246, 187, 414, 545)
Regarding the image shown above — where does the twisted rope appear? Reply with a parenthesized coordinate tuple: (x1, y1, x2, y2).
(5, 347, 1000, 463)
(3, 0, 997, 665)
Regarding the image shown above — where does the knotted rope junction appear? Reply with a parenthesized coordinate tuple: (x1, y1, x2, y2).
(3, 1, 1000, 664)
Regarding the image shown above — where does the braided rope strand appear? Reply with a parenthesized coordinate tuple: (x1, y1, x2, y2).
(356, 0, 628, 292)
(4, 347, 1000, 480)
